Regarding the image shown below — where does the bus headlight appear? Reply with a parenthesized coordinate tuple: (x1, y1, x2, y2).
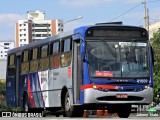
(93, 85, 97, 89)
(144, 86, 148, 89)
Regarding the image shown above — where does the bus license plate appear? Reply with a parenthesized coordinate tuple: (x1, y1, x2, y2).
(116, 94, 128, 98)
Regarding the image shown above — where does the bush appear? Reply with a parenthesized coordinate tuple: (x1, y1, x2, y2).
(0, 80, 23, 112)
(0, 80, 7, 110)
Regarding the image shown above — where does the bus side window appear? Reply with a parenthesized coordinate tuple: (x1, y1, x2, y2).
(7, 54, 16, 76)
(50, 41, 60, 69)
(60, 38, 72, 67)
(30, 48, 39, 72)
(21, 50, 29, 75)
(39, 44, 49, 71)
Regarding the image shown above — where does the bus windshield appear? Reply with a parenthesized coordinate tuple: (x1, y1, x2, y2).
(86, 40, 149, 78)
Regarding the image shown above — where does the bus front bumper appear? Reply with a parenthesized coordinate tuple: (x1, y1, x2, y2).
(84, 87, 153, 104)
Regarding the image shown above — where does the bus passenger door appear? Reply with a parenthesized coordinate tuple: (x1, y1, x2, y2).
(73, 40, 82, 103)
(15, 55, 21, 107)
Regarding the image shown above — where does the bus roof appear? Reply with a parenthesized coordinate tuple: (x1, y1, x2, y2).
(7, 24, 146, 55)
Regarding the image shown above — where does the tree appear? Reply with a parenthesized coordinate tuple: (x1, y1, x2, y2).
(150, 28, 160, 104)
(0, 80, 6, 110)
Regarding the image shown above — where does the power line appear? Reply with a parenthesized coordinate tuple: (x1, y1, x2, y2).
(149, 18, 160, 21)
(109, 0, 160, 22)
(136, 18, 144, 25)
(147, 0, 160, 3)
(109, 3, 142, 22)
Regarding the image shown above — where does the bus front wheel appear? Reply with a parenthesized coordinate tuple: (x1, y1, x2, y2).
(117, 105, 131, 118)
(63, 91, 83, 117)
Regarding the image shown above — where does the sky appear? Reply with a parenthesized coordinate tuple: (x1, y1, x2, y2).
(0, 0, 160, 41)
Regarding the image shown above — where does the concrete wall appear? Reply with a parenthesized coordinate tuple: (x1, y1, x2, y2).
(0, 59, 7, 80)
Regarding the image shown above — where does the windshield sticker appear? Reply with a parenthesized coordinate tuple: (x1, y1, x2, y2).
(119, 42, 147, 47)
(96, 71, 113, 77)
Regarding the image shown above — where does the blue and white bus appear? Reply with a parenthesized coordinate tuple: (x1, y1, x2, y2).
(6, 22, 154, 118)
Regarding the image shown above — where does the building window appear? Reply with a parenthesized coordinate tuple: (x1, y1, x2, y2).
(58, 23, 63, 27)
(4, 47, 9, 49)
(4, 43, 10, 45)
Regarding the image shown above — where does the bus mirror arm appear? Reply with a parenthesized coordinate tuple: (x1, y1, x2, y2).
(81, 45, 85, 54)
(82, 54, 89, 63)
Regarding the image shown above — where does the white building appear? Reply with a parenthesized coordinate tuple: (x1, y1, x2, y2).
(149, 21, 160, 39)
(15, 10, 63, 47)
(0, 41, 14, 59)
(0, 59, 7, 79)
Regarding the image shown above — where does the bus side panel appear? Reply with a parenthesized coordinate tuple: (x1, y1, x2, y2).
(149, 43, 154, 88)
(48, 69, 62, 107)
(48, 66, 73, 107)
(27, 72, 45, 108)
(37, 71, 48, 108)
(6, 76, 16, 107)
(18, 75, 28, 108)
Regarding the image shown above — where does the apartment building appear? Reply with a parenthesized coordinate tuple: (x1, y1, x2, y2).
(15, 10, 63, 47)
(0, 41, 14, 59)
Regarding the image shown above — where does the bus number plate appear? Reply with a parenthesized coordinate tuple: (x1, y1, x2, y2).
(116, 94, 128, 98)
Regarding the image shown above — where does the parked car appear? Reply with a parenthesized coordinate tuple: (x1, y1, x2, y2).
(153, 103, 160, 111)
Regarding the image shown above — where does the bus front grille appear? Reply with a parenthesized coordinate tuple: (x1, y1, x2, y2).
(97, 96, 143, 101)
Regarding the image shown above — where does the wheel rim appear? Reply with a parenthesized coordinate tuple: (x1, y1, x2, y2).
(65, 97, 71, 111)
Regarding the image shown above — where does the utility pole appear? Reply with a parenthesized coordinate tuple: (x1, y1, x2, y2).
(147, 8, 149, 31)
(143, 0, 149, 31)
(144, 0, 147, 29)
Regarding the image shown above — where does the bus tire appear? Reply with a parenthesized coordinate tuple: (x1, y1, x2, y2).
(63, 91, 83, 117)
(117, 105, 131, 118)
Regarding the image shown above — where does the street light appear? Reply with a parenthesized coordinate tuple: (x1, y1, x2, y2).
(63, 16, 83, 25)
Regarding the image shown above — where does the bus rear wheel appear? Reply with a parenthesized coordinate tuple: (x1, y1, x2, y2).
(23, 95, 29, 112)
(63, 91, 83, 117)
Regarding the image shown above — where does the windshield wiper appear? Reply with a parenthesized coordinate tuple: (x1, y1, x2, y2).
(101, 39, 116, 57)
